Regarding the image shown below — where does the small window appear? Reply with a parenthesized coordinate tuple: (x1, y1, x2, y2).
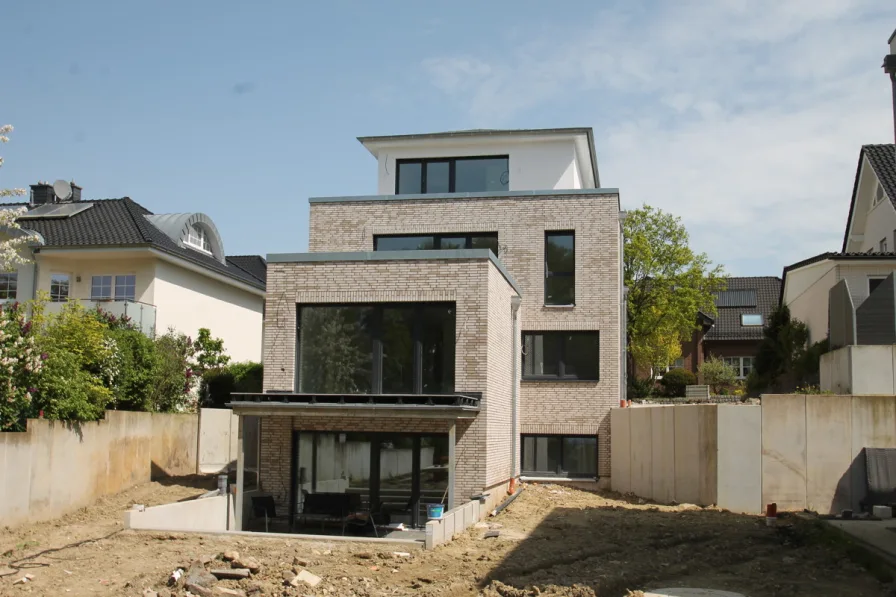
(91, 275, 113, 299)
(722, 356, 752, 379)
(869, 277, 886, 295)
(875, 182, 886, 206)
(672, 357, 685, 369)
(882, 238, 889, 252)
(545, 231, 575, 305)
(522, 331, 598, 380)
(185, 224, 211, 253)
(521, 435, 597, 478)
(115, 275, 136, 301)
(741, 314, 763, 326)
(0, 273, 17, 301)
(50, 273, 70, 302)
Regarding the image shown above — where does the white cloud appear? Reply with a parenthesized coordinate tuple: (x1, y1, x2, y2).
(419, 0, 896, 276)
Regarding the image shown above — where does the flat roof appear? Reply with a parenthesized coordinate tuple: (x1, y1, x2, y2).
(265, 248, 523, 296)
(357, 127, 601, 187)
(309, 188, 619, 204)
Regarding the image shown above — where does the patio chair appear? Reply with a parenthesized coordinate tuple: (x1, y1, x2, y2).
(250, 495, 288, 532)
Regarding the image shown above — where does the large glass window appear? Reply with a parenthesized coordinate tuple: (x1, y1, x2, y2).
(297, 303, 455, 394)
(521, 435, 597, 477)
(545, 231, 575, 305)
(523, 331, 599, 380)
(396, 156, 509, 194)
(92, 274, 136, 301)
(0, 273, 17, 301)
(50, 273, 70, 302)
(375, 233, 498, 257)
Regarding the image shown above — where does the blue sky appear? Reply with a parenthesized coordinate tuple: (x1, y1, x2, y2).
(1, 1, 895, 276)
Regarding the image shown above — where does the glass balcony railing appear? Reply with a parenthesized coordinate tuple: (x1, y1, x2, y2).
(43, 299, 157, 337)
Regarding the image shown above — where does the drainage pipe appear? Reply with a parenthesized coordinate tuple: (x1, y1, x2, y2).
(492, 487, 524, 517)
(510, 296, 521, 484)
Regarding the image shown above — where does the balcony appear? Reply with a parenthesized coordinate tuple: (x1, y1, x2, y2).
(44, 299, 157, 336)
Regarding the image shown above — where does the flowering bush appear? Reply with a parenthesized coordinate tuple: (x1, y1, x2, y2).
(0, 303, 45, 431)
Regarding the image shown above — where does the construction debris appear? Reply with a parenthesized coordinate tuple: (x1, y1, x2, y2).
(142, 589, 159, 597)
(210, 568, 250, 580)
(0, 567, 17, 578)
(222, 550, 239, 562)
(484, 530, 501, 538)
(288, 569, 322, 588)
(168, 568, 184, 586)
(231, 556, 261, 574)
(214, 588, 247, 596)
(12, 573, 35, 585)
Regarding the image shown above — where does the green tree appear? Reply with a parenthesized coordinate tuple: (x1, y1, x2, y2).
(624, 206, 726, 381)
(150, 329, 195, 412)
(699, 356, 738, 394)
(192, 328, 230, 375)
(747, 305, 825, 394)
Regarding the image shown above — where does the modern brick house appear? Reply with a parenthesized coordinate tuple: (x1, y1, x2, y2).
(231, 128, 623, 534)
(675, 277, 782, 381)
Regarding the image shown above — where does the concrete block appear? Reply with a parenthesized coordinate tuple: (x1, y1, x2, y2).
(717, 405, 761, 514)
(674, 406, 700, 504)
(454, 507, 465, 535)
(443, 512, 455, 541)
(873, 505, 893, 519)
(610, 408, 631, 494)
(629, 407, 653, 499)
(472, 500, 480, 522)
(852, 346, 896, 395)
(650, 407, 675, 504)
(697, 405, 719, 506)
(805, 396, 852, 515)
(762, 395, 808, 511)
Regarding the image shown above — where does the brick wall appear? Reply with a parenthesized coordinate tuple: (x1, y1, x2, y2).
(308, 194, 622, 478)
(258, 257, 517, 508)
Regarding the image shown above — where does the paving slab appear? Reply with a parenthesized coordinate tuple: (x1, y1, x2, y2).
(827, 518, 896, 565)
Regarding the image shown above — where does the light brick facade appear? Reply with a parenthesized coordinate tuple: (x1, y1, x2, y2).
(308, 193, 622, 476)
(257, 257, 519, 509)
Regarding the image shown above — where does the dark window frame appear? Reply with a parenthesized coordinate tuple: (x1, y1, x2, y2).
(522, 331, 599, 381)
(544, 230, 575, 306)
(395, 155, 510, 194)
(296, 302, 456, 395)
(374, 232, 498, 254)
(869, 277, 886, 295)
(520, 434, 598, 478)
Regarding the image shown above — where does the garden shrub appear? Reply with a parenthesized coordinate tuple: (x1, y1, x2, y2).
(658, 368, 697, 397)
(0, 303, 46, 431)
(200, 361, 263, 408)
(699, 356, 738, 394)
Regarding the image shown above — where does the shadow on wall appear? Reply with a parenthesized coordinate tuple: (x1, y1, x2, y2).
(479, 505, 872, 596)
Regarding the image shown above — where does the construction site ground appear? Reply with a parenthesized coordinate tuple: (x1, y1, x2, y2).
(2, 477, 894, 596)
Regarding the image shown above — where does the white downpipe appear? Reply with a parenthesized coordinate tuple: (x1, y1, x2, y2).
(510, 295, 522, 480)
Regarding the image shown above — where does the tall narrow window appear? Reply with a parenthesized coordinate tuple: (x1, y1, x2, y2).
(50, 273, 70, 302)
(545, 231, 575, 305)
(0, 273, 17, 301)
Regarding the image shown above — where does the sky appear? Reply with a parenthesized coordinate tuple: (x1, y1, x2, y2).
(1, 1, 895, 277)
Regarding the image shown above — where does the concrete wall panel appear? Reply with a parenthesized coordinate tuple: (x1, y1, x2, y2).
(852, 347, 896, 395)
(850, 396, 896, 510)
(629, 407, 653, 499)
(805, 396, 852, 514)
(610, 408, 631, 494)
(762, 395, 808, 511)
(674, 406, 701, 505)
(124, 495, 229, 532)
(650, 407, 675, 503)
(717, 405, 762, 514)
(697, 405, 718, 506)
(199, 408, 239, 473)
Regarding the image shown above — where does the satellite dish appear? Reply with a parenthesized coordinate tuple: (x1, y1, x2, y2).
(53, 180, 73, 201)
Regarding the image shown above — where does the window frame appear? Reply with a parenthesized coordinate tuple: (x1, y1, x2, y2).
(544, 230, 575, 306)
(722, 356, 753, 379)
(373, 232, 498, 254)
(296, 302, 456, 395)
(114, 274, 136, 301)
(520, 434, 598, 478)
(741, 313, 763, 326)
(91, 274, 136, 301)
(395, 155, 509, 195)
(185, 224, 212, 253)
(0, 272, 17, 301)
(522, 331, 599, 381)
(49, 273, 70, 302)
(90, 275, 113, 300)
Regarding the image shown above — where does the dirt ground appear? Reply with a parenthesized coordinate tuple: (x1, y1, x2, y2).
(1, 479, 894, 597)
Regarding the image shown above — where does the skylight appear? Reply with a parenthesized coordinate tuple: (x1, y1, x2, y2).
(741, 314, 763, 326)
(18, 203, 94, 220)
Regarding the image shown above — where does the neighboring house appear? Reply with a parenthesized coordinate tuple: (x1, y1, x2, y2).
(1, 182, 266, 362)
(782, 144, 896, 343)
(230, 128, 623, 531)
(674, 277, 781, 381)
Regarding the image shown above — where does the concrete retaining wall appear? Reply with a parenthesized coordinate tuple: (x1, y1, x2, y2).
(198, 408, 239, 474)
(611, 396, 896, 515)
(425, 498, 486, 549)
(821, 345, 896, 395)
(0, 410, 200, 527)
(124, 494, 230, 532)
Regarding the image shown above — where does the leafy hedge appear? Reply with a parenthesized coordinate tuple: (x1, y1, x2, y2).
(658, 368, 697, 397)
(200, 362, 263, 408)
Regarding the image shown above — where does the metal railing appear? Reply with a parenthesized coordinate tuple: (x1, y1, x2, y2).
(43, 299, 157, 337)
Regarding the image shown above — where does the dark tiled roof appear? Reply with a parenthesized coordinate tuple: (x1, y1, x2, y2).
(226, 255, 267, 284)
(842, 144, 896, 252)
(704, 277, 781, 341)
(18, 198, 265, 290)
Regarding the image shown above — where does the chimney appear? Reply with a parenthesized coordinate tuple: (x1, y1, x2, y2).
(71, 182, 82, 202)
(29, 182, 55, 206)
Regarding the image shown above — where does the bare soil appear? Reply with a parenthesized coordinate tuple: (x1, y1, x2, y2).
(1, 480, 893, 597)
